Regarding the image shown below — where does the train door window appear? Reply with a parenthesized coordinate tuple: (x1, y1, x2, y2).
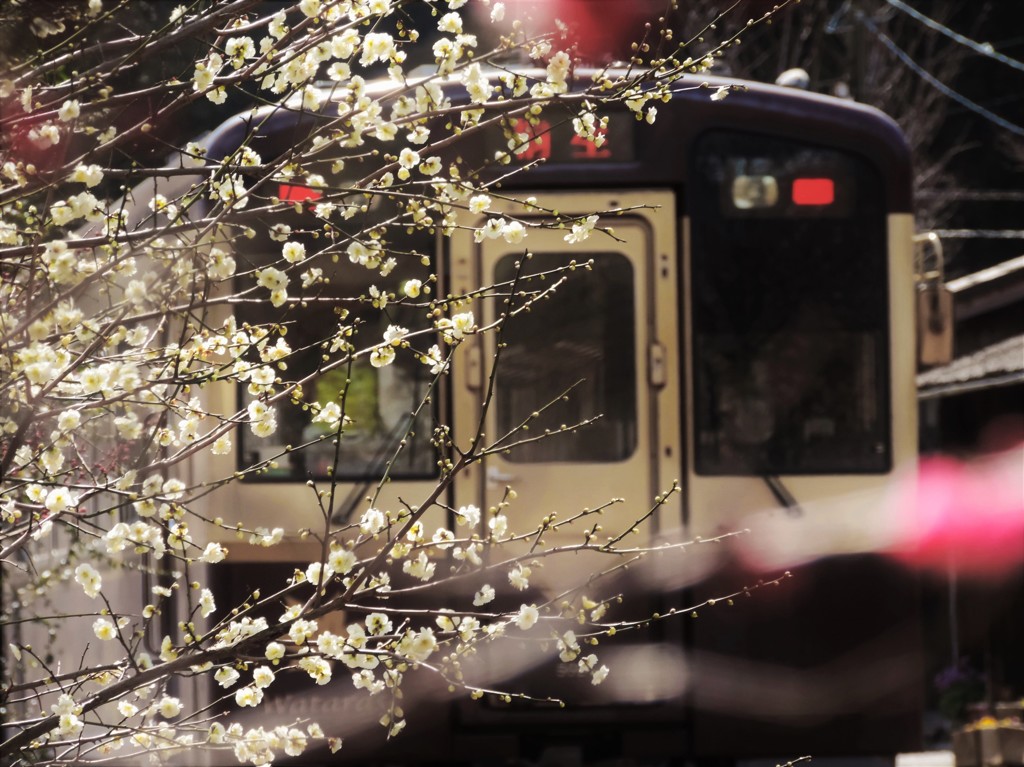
(689, 131, 891, 475)
(233, 201, 437, 482)
(450, 192, 678, 543)
(494, 251, 637, 462)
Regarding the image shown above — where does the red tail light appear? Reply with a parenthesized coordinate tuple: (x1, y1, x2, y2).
(792, 178, 835, 206)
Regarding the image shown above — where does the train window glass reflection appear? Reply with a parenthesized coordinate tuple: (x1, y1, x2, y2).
(234, 231, 436, 482)
(494, 252, 637, 463)
(690, 131, 891, 475)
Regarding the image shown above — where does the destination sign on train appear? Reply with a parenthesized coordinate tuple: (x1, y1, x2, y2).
(499, 112, 635, 164)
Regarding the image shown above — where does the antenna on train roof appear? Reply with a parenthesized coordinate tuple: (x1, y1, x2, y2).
(774, 67, 811, 89)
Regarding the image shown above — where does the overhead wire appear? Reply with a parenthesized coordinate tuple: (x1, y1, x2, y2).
(918, 190, 1024, 202)
(856, 11, 1024, 137)
(884, 0, 1024, 74)
(929, 230, 1024, 240)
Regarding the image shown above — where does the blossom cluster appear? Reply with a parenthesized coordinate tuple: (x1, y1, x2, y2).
(0, 0, 741, 761)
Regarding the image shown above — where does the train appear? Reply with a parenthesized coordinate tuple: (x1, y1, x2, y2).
(4, 66, 925, 766)
(191, 68, 923, 764)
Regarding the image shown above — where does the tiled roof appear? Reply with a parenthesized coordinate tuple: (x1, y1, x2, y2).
(917, 334, 1024, 399)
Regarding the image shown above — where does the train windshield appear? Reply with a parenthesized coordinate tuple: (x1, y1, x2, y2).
(690, 131, 891, 475)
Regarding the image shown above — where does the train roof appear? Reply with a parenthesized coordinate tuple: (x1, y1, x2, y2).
(203, 69, 913, 212)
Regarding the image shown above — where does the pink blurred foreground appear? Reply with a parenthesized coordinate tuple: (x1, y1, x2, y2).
(495, 0, 663, 59)
(889, 446, 1024, 579)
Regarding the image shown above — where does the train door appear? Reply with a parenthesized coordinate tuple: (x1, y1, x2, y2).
(451, 190, 681, 558)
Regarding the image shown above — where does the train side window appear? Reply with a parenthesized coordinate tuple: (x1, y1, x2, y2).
(233, 216, 437, 482)
(493, 251, 637, 463)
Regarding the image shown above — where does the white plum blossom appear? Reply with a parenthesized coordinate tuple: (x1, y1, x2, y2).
(463, 62, 492, 104)
(419, 156, 442, 176)
(199, 542, 227, 563)
(406, 125, 430, 145)
(468, 194, 491, 213)
(455, 504, 480, 527)
(199, 588, 216, 618)
(328, 547, 358, 575)
(399, 627, 437, 662)
(44, 487, 78, 513)
(473, 585, 495, 606)
(57, 712, 84, 736)
(490, 513, 507, 538)
(353, 669, 385, 694)
(247, 400, 278, 437)
(208, 247, 235, 279)
(508, 564, 531, 591)
(52, 694, 80, 720)
(215, 667, 240, 688)
(370, 345, 395, 368)
(398, 147, 420, 174)
(438, 12, 463, 34)
(93, 617, 116, 640)
(360, 33, 396, 66)
(282, 241, 306, 263)
(299, 656, 332, 685)
(421, 344, 447, 375)
(256, 267, 288, 305)
(359, 508, 386, 536)
(289, 619, 318, 645)
(366, 613, 393, 635)
(269, 10, 288, 38)
(304, 561, 332, 586)
(212, 173, 247, 208)
(432, 527, 455, 549)
(75, 563, 102, 598)
(557, 630, 580, 662)
(329, 61, 351, 82)
(193, 60, 216, 92)
(302, 85, 322, 112)
(252, 666, 275, 689)
(502, 220, 527, 244)
(475, 216, 505, 241)
(515, 604, 539, 630)
(157, 696, 182, 718)
(436, 311, 475, 344)
(546, 51, 572, 92)
(402, 551, 436, 581)
(383, 325, 408, 346)
(564, 215, 599, 244)
(235, 685, 263, 707)
(452, 312, 475, 337)
(71, 164, 103, 187)
(453, 541, 482, 566)
(57, 99, 80, 121)
(301, 267, 323, 287)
